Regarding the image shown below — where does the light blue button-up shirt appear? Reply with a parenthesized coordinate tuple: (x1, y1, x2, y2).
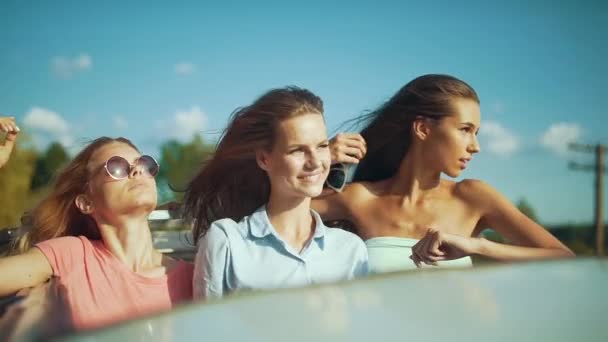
(193, 206, 369, 299)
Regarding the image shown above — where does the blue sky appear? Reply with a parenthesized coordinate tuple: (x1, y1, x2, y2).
(1, 0, 606, 224)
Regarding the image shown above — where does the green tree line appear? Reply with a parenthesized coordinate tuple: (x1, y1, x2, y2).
(0, 135, 601, 256)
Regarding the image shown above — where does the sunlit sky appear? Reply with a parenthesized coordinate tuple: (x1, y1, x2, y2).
(1, 0, 606, 224)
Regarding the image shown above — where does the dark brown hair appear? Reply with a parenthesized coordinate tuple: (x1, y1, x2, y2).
(184, 86, 324, 240)
(353, 74, 479, 182)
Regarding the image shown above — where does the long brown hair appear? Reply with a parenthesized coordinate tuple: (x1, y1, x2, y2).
(12, 137, 138, 253)
(353, 74, 479, 182)
(184, 86, 324, 240)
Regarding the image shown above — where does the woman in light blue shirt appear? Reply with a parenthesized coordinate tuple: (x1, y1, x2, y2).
(184, 86, 368, 300)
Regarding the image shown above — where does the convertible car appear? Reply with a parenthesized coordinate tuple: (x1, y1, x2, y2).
(1, 210, 606, 341)
(2, 258, 606, 342)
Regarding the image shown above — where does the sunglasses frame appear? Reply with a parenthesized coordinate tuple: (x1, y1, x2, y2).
(103, 155, 160, 180)
(325, 163, 348, 192)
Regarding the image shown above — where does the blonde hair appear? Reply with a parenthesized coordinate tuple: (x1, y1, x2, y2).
(10, 137, 138, 254)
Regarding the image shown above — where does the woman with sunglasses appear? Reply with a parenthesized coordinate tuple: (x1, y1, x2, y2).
(315, 74, 574, 274)
(184, 86, 368, 300)
(0, 137, 193, 330)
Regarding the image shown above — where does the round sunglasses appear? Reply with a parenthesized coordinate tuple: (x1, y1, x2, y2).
(104, 155, 160, 180)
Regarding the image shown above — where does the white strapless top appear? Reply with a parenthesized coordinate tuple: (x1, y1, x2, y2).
(365, 236, 473, 274)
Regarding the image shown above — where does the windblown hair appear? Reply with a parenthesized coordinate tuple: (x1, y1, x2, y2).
(353, 74, 479, 182)
(11, 137, 138, 254)
(184, 86, 324, 241)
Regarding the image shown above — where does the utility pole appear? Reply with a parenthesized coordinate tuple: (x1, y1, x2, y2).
(568, 143, 606, 256)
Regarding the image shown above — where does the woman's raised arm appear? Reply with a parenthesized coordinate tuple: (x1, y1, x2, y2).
(0, 248, 52, 297)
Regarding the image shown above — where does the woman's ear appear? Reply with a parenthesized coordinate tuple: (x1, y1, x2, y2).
(75, 195, 94, 214)
(255, 150, 270, 171)
(412, 117, 432, 141)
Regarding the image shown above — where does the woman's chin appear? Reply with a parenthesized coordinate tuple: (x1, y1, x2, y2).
(444, 169, 462, 178)
(123, 199, 158, 216)
(287, 186, 323, 200)
(302, 184, 324, 198)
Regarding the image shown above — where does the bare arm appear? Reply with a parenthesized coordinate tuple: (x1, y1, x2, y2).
(313, 132, 366, 220)
(411, 180, 574, 266)
(0, 248, 53, 297)
(471, 180, 574, 260)
(312, 189, 351, 222)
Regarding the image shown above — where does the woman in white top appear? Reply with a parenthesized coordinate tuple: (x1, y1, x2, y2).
(184, 87, 368, 299)
(315, 74, 574, 273)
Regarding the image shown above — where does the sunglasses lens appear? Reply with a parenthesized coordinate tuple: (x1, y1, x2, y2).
(106, 156, 130, 179)
(326, 166, 346, 190)
(139, 155, 159, 177)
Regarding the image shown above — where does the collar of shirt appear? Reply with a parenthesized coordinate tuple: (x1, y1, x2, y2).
(248, 205, 326, 251)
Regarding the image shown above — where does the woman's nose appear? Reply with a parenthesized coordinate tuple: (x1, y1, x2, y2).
(129, 162, 146, 178)
(468, 135, 481, 154)
(307, 150, 323, 169)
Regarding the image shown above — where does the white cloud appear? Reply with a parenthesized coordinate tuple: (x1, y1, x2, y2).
(174, 62, 196, 75)
(23, 107, 69, 134)
(52, 53, 92, 79)
(479, 121, 519, 157)
(540, 122, 582, 155)
(75, 54, 92, 69)
(113, 116, 128, 130)
(23, 107, 74, 150)
(59, 135, 74, 148)
(171, 106, 207, 141)
(149, 106, 207, 146)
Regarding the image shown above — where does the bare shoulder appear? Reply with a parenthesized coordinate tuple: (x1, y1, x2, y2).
(339, 180, 386, 204)
(313, 179, 388, 221)
(454, 178, 496, 194)
(452, 179, 502, 205)
(342, 181, 369, 195)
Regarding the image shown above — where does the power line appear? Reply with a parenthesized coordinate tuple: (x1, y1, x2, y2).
(568, 143, 607, 256)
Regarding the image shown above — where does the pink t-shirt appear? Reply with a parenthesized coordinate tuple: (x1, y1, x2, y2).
(36, 236, 193, 330)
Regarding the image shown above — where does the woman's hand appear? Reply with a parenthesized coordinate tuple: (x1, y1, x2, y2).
(329, 133, 366, 164)
(0, 116, 20, 169)
(410, 228, 481, 267)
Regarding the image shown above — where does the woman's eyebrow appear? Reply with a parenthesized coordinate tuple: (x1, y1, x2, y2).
(287, 140, 328, 148)
(460, 122, 478, 128)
